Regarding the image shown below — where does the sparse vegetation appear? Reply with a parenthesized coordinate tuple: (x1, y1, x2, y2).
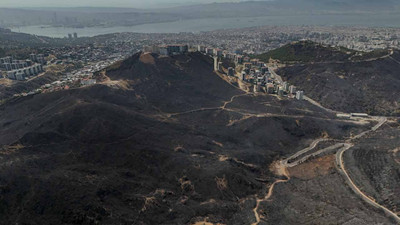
(0, 52, 376, 224)
(254, 40, 358, 63)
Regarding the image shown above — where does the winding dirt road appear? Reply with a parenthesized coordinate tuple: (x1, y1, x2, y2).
(334, 117, 400, 224)
(252, 115, 397, 224)
(252, 161, 290, 225)
(336, 143, 400, 224)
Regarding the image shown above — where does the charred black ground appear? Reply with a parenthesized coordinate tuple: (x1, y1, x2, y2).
(0, 51, 397, 225)
(265, 41, 400, 116)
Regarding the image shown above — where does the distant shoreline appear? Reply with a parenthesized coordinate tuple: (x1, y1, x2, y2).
(10, 14, 400, 38)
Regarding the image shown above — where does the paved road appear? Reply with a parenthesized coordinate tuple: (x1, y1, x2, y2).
(281, 138, 330, 167)
(303, 95, 339, 114)
(268, 67, 283, 84)
(286, 143, 345, 168)
(352, 117, 387, 140)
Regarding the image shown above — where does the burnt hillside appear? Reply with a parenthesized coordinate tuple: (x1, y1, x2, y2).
(279, 51, 400, 115)
(0, 52, 389, 225)
(264, 41, 400, 115)
(101, 52, 244, 113)
(255, 40, 356, 63)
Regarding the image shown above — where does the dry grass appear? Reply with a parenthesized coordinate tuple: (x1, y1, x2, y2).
(141, 196, 157, 212)
(288, 154, 336, 180)
(212, 140, 223, 147)
(179, 176, 194, 192)
(0, 78, 14, 86)
(215, 175, 228, 191)
(140, 53, 155, 65)
(218, 155, 229, 162)
(1, 144, 25, 155)
(191, 217, 226, 225)
(174, 145, 184, 152)
(390, 148, 400, 165)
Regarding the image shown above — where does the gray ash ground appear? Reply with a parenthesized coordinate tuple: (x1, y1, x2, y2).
(344, 120, 400, 219)
(0, 52, 398, 224)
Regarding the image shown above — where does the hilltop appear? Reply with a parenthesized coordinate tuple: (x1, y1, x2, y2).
(0, 51, 390, 224)
(255, 41, 353, 63)
(254, 40, 391, 63)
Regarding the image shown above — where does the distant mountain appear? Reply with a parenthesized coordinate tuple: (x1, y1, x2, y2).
(296, 0, 399, 11)
(160, 0, 400, 19)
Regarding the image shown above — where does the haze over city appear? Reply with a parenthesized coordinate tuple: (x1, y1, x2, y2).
(0, 0, 251, 8)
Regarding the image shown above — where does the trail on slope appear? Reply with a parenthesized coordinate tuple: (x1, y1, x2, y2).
(252, 161, 290, 225)
(390, 148, 400, 165)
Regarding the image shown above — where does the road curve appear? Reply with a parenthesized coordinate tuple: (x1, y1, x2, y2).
(267, 69, 397, 224)
(286, 143, 345, 168)
(283, 138, 330, 163)
(335, 117, 400, 224)
(336, 145, 400, 224)
(252, 161, 289, 225)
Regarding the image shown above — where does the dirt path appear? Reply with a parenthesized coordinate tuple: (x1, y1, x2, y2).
(252, 161, 290, 225)
(336, 143, 400, 224)
(250, 114, 392, 224)
(332, 116, 400, 223)
(390, 148, 400, 165)
(303, 95, 339, 114)
(167, 93, 250, 117)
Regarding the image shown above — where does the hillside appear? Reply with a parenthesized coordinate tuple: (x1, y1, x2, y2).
(255, 40, 359, 63)
(344, 125, 400, 218)
(0, 28, 55, 49)
(0, 51, 392, 224)
(102, 52, 243, 113)
(276, 45, 400, 115)
(0, 28, 100, 52)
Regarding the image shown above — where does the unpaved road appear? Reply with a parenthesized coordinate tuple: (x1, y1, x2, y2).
(335, 117, 400, 224)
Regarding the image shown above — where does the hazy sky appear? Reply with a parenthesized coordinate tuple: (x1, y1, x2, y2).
(0, 0, 248, 8)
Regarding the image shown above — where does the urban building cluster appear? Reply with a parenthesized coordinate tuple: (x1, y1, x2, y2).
(105, 25, 400, 55)
(43, 39, 139, 66)
(11, 57, 118, 98)
(0, 54, 46, 80)
(68, 32, 78, 39)
(9, 25, 398, 99)
(197, 45, 304, 100)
